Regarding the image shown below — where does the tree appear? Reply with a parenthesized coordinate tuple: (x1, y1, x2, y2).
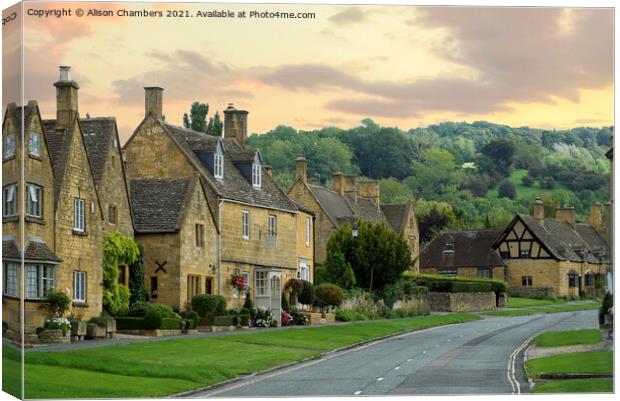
(498, 179, 517, 199)
(183, 113, 190, 129)
(326, 221, 411, 293)
(206, 111, 223, 137)
(416, 202, 456, 244)
(521, 175, 535, 187)
(187, 102, 209, 133)
(540, 176, 556, 189)
(128, 244, 147, 304)
(477, 139, 516, 181)
(323, 250, 356, 289)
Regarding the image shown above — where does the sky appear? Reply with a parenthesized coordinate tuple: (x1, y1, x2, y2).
(2, 2, 614, 142)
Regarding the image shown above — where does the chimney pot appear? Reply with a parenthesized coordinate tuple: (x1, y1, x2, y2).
(54, 66, 79, 129)
(223, 104, 248, 145)
(532, 196, 545, 221)
(59, 66, 71, 81)
(295, 156, 308, 184)
(555, 205, 576, 229)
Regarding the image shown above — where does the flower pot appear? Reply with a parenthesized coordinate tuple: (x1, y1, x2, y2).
(70, 321, 87, 339)
(106, 319, 116, 338)
(86, 323, 106, 339)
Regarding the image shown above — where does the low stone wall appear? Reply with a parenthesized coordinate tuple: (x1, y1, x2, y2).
(497, 292, 507, 308)
(303, 312, 335, 325)
(117, 329, 184, 337)
(196, 326, 239, 333)
(508, 287, 554, 299)
(429, 292, 496, 312)
(37, 329, 71, 344)
(392, 297, 429, 315)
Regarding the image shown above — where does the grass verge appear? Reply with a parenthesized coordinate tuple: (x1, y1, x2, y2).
(532, 378, 613, 393)
(535, 329, 602, 347)
(3, 313, 478, 399)
(506, 297, 567, 308)
(482, 303, 600, 316)
(525, 351, 612, 378)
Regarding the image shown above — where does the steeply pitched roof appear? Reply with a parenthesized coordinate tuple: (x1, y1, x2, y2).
(308, 185, 354, 224)
(42, 119, 75, 206)
(291, 199, 314, 215)
(421, 229, 505, 269)
(162, 123, 297, 212)
(130, 178, 192, 233)
(4, 103, 34, 129)
(80, 117, 117, 189)
(381, 204, 410, 234)
(501, 214, 609, 263)
(344, 195, 384, 223)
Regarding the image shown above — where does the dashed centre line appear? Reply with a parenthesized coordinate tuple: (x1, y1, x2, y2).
(377, 377, 384, 381)
(354, 391, 362, 395)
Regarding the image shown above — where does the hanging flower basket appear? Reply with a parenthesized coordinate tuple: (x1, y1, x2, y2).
(230, 274, 247, 292)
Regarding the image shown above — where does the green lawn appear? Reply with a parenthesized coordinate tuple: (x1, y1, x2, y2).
(3, 313, 478, 399)
(526, 351, 613, 378)
(487, 169, 570, 200)
(535, 329, 603, 347)
(506, 297, 566, 308)
(483, 302, 600, 316)
(532, 378, 613, 393)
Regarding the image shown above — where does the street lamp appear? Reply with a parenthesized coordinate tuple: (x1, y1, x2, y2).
(352, 222, 359, 238)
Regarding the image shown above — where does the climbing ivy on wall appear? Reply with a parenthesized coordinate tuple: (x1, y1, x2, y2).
(103, 232, 139, 316)
(129, 244, 148, 304)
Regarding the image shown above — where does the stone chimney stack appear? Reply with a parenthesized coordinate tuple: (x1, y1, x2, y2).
(358, 180, 381, 208)
(586, 202, 602, 230)
(223, 103, 248, 145)
(332, 172, 345, 195)
(264, 165, 272, 177)
(555, 205, 576, 229)
(54, 66, 79, 130)
(295, 156, 308, 184)
(532, 196, 545, 221)
(144, 87, 163, 119)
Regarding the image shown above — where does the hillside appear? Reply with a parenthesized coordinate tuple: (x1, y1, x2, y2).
(246, 120, 612, 243)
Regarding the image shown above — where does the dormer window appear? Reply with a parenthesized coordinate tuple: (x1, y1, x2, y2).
(444, 242, 454, 252)
(252, 163, 261, 188)
(214, 143, 224, 180)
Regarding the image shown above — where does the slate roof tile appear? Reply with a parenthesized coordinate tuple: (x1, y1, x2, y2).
(421, 229, 505, 269)
(130, 178, 192, 233)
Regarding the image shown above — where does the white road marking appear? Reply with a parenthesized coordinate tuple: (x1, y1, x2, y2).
(423, 351, 427, 354)
(377, 377, 384, 381)
(354, 391, 362, 395)
(407, 358, 412, 362)
(507, 329, 545, 394)
(394, 366, 400, 370)
(435, 344, 440, 347)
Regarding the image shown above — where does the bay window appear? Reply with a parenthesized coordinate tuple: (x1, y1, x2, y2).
(25, 264, 54, 299)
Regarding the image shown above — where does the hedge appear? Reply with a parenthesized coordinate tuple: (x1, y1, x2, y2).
(414, 274, 507, 293)
(239, 313, 250, 326)
(115, 316, 182, 330)
(213, 315, 236, 326)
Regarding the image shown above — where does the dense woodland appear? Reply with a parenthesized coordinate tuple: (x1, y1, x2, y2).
(246, 120, 612, 244)
(182, 105, 612, 245)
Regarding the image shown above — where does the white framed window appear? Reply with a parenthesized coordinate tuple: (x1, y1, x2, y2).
(268, 215, 277, 238)
(73, 271, 86, 302)
(26, 184, 42, 218)
(3, 134, 15, 159)
(3, 263, 18, 297)
(214, 152, 224, 180)
(255, 271, 267, 296)
(305, 217, 311, 246)
(252, 163, 262, 188)
(25, 264, 54, 299)
(28, 132, 41, 157)
(3, 184, 17, 217)
(299, 261, 309, 281)
(242, 210, 250, 240)
(74, 197, 85, 232)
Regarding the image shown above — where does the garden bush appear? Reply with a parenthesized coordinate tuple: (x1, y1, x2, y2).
(314, 283, 344, 309)
(298, 280, 316, 305)
(239, 313, 250, 326)
(144, 309, 163, 330)
(191, 294, 219, 317)
(115, 317, 147, 330)
(288, 307, 309, 325)
(335, 310, 369, 322)
(44, 290, 71, 318)
(215, 295, 227, 315)
(213, 315, 235, 326)
(254, 307, 274, 327)
(160, 318, 182, 330)
(281, 294, 289, 312)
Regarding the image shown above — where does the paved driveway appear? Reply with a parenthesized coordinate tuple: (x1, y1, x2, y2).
(192, 310, 598, 397)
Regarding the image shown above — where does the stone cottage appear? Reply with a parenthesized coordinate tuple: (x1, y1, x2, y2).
(288, 157, 420, 272)
(493, 197, 610, 297)
(420, 229, 506, 279)
(130, 175, 218, 309)
(2, 67, 133, 341)
(123, 88, 313, 321)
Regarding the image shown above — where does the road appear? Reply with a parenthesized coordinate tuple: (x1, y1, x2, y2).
(191, 310, 598, 397)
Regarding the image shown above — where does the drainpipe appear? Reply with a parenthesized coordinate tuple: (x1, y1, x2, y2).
(217, 199, 224, 296)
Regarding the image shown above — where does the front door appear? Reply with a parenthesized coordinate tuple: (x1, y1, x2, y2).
(269, 272, 282, 322)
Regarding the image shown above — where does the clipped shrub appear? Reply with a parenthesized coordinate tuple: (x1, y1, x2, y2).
(298, 280, 316, 305)
(115, 317, 146, 330)
(243, 290, 253, 309)
(144, 309, 163, 330)
(44, 290, 71, 318)
(199, 313, 215, 326)
(213, 315, 235, 326)
(191, 294, 219, 317)
(315, 283, 344, 309)
(215, 296, 227, 316)
(239, 313, 250, 326)
(160, 318, 182, 330)
(127, 301, 150, 317)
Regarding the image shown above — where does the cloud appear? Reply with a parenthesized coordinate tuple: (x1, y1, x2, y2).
(328, 7, 370, 25)
(258, 8, 612, 118)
